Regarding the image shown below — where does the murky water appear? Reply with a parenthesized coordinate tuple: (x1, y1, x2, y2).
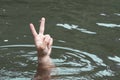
(0, 0, 120, 80)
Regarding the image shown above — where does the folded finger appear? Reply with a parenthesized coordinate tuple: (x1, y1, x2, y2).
(48, 38, 53, 49)
(44, 35, 51, 45)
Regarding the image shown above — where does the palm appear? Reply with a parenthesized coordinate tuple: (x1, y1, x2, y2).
(34, 34, 43, 48)
(30, 18, 53, 56)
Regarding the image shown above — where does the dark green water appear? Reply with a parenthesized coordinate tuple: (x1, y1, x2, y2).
(0, 0, 120, 80)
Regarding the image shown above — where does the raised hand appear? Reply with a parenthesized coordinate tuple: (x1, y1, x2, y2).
(30, 17, 53, 56)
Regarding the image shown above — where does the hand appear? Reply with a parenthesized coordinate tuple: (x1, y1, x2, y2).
(30, 17, 53, 56)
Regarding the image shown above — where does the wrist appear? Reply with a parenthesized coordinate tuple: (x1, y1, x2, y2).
(38, 56, 51, 66)
(37, 48, 47, 57)
(38, 56, 55, 69)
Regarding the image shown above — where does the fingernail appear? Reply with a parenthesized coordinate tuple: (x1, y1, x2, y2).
(30, 23, 32, 26)
(41, 17, 45, 21)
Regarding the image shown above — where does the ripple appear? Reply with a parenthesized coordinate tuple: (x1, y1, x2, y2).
(0, 44, 35, 48)
(56, 23, 96, 34)
(96, 23, 120, 28)
(108, 56, 120, 63)
(100, 13, 107, 16)
(95, 69, 114, 77)
(4, 39, 9, 42)
(9, 78, 31, 80)
(53, 46, 106, 66)
(0, 44, 115, 79)
(114, 13, 120, 16)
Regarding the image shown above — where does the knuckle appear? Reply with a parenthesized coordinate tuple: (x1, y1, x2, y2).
(45, 34, 51, 38)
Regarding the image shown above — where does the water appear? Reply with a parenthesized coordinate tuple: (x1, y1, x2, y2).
(0, 0, 120, 80)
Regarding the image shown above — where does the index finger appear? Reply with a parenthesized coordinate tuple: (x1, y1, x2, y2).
(30, 23, 37, 37)
(39, 17, 45, 34)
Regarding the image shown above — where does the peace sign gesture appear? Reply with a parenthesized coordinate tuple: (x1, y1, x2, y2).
(30, 17, 53, 56)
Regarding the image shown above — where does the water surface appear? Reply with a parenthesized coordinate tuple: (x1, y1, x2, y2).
(0, 0, 120, 80)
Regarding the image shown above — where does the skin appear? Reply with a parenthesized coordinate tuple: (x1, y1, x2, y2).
(30, 17, 54, 80)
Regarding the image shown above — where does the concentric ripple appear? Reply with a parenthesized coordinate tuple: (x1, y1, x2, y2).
(0, 45, 115, 80)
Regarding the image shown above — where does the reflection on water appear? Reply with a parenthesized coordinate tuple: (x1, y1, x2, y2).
(0, 44, 117, 80)
(10, 78, 30, 80)
(56, 23, 96, 34)
(114, 13, 120, 16)
(96, 23, 120, 28)
(108, 56, 120, 64)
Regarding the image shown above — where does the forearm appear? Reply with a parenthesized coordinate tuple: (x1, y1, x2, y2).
(34, 52, 54, 80)
(37, 55, 53, 68)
